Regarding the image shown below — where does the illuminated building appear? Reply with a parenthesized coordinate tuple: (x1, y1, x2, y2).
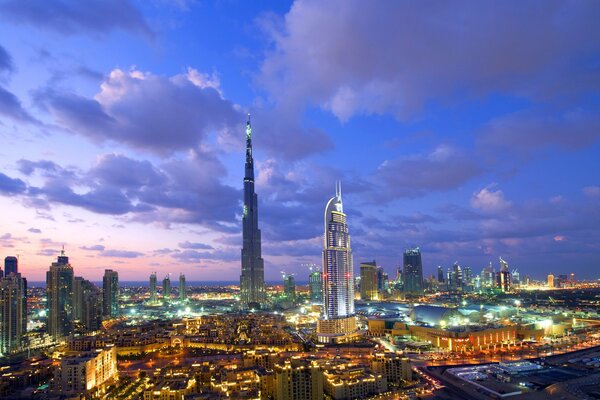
(52, 346, 118, 396)
(102, 269, 119, 318)
(4, 256, 18, 276)
(447, 263, 463, 291)
(46, 249, 74, 340)
(480, 262, 495, 288)
(274, 359, 323, 400)
(143, 378, 193, 400)
(360, 261, 378, 301)
(308, 269, 323, 303)
(547, 273, 555, 288)
(179, 273, 186, 301)
(496, 257, 511, 292)
(240, 115, 266, 310)
(163, 275, 171, 302)
(0, 272, 27, 354)
(73, 277, 101, 332)
(403, 247, 423, 294)
(372, 353, 412, 383)
(317, 182, 358, 343)
(323, 366, 386, 400)
(437, 266, 444, 284)
(149, 273, 157, 304)
(283, 274, 296, 302)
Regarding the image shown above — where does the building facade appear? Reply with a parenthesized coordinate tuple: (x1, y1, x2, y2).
(4, 256, 18, 276)
(102, 269, 119, 318)
(149, 273, 157, 304)
(403, 248, 423, 294)
(179, 273, 186, 301)
(240, 115, 266, 309)
(360, 261, 378, 301)
(46, 249, 74, 340)
(308, 270, 323, 303)
(0, 272, 27, 354)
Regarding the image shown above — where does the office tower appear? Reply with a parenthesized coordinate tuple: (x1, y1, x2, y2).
(403, 248, 423, 294)
(102, 269, 119, 318)
(396, 267, 403, 289)
(179, 273, 186, 302)
(0, 273, 26, 354)
(46, 249, 74, 340)
(376, 266, 384, 292)
(149, 273, 157, 304)
(0, 266, 3, 279)
(447, 263, 463, 291)
(496, 257, 511, 292)
(308, 268, 323, 302)
(4, 256, 18, 276)
(317, 182, 357, 343)
(511, 269, 520, 288)
(463, 266, 473, 291)
(437, 266, 444, 283)
(163, 275, 171, 302)
(283, 274, 296, 302)
(557, 274, 568, 288)
(73, 277, 101, 332)
(240, 115, 266, 310)
(360, 261, 378, 301)
(480, 262, 494, 288)
(547, 273, 555, 288)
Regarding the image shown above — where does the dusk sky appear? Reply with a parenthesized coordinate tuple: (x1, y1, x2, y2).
(0, 0, 599, 282)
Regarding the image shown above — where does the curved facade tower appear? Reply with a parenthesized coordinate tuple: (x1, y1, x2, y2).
(240, 115, 266, 309)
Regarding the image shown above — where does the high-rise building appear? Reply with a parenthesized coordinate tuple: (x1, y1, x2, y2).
(4, 256, 18, 276)
(480, 262, 494, 288)
(317, 183, 357, 343)
(547, 273, 555, 288)
(73, 277, 101, 332)
(52, 346, 117, 396)
(0, 272, 27, 354)
(360, 261, 378, 301)
(437, 266, 444, 283)
(496, 257, 511, 293)
(447, 263, 463, 291)
(179, 273, 186, 302)
(149, 273, 157, 304)
(308, 268, 323, 303)
(102, 269, 119, 318)
(463, 266, 473, 291)
(47, 249, 74, 340)
(240, 115, 266, 310)
(283, 274, 296, 302)
(163, 275, 171, 302)
(403, 248, 423, 294)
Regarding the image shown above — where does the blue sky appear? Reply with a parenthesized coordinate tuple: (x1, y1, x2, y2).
(0, 0, 599, 282)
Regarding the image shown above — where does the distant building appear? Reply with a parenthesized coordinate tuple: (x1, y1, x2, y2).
(317, 182, 358, 343)
(73, 277, 101, 332)
(437, 266, 444, 283)
(447, 263, 463, 291)
(163, 275, 171, 302)
(360, 261, 378, 301)
(52, 346, 118, 396)
(46, 249, 74, 340)
(149, 273, 157, 304)
(480, 262, 494, 288)
(179, 273, 186, 301)
(403, 248, 423, 294)
(283, 274, 296, 302)
(308, 269, 323, 303)
(372, 353, 412, 384)
(496, 257, 511, 292)
(4, 256, 18, 276)
(102, 269, 119, 318)
(0, 272, 27, 354)
(547, 273, 555, 288)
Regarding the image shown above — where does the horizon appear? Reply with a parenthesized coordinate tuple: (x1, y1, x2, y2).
(1, 1, 599, 282)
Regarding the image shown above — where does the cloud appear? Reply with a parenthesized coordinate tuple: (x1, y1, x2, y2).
(27, 228, 42, 234)
(0, 172, 27, 194)
(172, 249, 237, 262)
(37, 68, 243, 155)
(100, 249, 144, 258)
(259, 1, 600, 121)
(374, 145, 482, 199)
(583, 185, 600, 198)
(0, 44, 13, 73)
(0, 0, 153, 39)
(0, 85, 38, 123)
(88, 154, 166, 188)
(178, 241, 213, 250)
(470, 186, 511, 212)
(80, 245, 106, 251)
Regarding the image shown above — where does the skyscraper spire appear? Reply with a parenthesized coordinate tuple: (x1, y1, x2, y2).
(240, 115, 266, 309)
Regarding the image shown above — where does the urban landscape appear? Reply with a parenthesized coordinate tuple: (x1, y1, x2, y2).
(1, 1, 600, 400)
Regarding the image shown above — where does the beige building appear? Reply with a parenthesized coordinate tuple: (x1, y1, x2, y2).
(360, 262, 379, 301)
(323, 366, 386, 399)
(372, 353, 412, 384)
(143, 378, 193, 400)
(274, 359, 323, 400)
(52, 346, 118, 396)
(547, 274, 555, 288)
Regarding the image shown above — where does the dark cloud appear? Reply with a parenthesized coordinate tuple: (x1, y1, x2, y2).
(0, 0, 154, 39)
(260, 0, 600, 121)
(178, 241, 213, 250)
(36, 69, 243, 155)
(0, 172, 27, 194)
(0, 44, 13, 73)
(0, 85, 38, 123)
(27, 228, 41, 234)
(89, 154, 166, 188)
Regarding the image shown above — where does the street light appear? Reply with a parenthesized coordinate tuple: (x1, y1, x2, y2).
(514, 300, 521, 316)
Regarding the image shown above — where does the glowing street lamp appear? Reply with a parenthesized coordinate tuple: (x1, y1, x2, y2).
(514, 300, 521, 316)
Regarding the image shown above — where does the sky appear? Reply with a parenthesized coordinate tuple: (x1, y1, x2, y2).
(0, 0, 599, 282)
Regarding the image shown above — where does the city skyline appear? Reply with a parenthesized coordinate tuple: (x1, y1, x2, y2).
(0, 1, 599, 282)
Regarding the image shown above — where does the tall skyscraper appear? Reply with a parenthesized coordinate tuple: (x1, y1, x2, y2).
(73, 277, 101, 332)
(283, 274, 296, 302)
(163, 275, 171, 302)
(317, 183, 357, 343)
(447, 263, 463, 291)
(0, 272, 27, 354)
(496, 257, 511, 292)
(308, 269, 323, 303)
(360, 261, 378, 301)
(437, 266, 444, 283)
(46, 249, 74, 340)
(179, 273, 186, 302)
(102, 269, 119, 318)
(403, 248, 423, 294)
(149, 273, 157, 304)
(4, 256, 18, 276)
(480, 262, 494, 288)
(240, 115, 266, 310)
